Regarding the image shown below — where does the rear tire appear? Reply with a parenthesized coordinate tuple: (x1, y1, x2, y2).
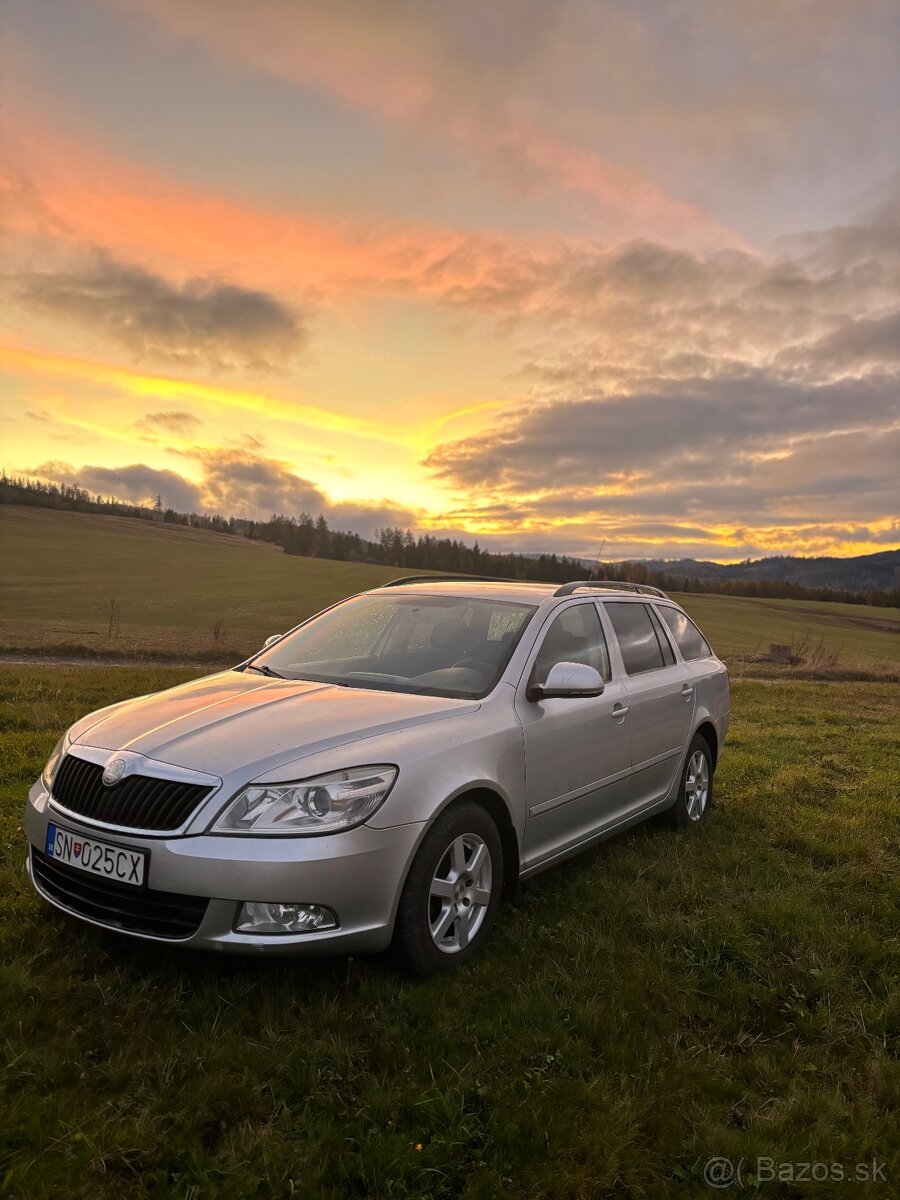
(666, 733, 713, 829)
(392, 801, 503, 977)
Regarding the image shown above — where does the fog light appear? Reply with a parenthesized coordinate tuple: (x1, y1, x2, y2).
(235, 901, 338, 934)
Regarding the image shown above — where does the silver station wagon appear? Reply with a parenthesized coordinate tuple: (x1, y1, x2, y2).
(26, 578, 730, 975)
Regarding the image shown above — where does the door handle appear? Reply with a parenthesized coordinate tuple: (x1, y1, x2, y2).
(612, 703, 630, 718)
(681, 683, 694, 698)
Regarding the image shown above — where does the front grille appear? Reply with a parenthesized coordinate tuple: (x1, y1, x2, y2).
(31, 848, 209, 939)
(52, 754, 214, 831)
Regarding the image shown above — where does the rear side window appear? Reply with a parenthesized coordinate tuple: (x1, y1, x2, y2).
(657, 606, 712, 660)
(605, 602, 665, 674)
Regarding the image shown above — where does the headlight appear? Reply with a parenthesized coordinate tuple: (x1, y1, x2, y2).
(42, 733, 69, 791)
(212, 765, 398, 835)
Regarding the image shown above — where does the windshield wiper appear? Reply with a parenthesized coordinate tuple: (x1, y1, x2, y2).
(244, 663, 285, 679)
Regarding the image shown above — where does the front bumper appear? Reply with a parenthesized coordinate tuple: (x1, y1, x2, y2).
(24, 780, 426, 956)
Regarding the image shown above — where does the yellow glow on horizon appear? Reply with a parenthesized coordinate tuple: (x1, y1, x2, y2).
(0, 342, 397, 444)
(0, 337, 470, 517)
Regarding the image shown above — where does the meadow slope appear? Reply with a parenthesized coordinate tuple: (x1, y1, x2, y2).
(1, 506, 898, 668)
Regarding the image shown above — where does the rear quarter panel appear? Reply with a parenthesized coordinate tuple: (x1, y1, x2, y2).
(692, 659, 731, 757)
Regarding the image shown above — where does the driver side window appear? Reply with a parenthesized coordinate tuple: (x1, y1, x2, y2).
(532, 604, 611, 686)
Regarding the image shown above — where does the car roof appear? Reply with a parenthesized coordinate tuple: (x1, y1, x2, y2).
(362, 580, 675, 605)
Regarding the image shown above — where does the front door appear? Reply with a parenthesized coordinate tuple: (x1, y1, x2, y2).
(516, 602, 632, 869)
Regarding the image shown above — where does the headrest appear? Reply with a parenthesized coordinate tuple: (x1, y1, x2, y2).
(429, 618, 471, 648)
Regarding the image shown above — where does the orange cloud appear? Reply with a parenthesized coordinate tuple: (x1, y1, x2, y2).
(108, 0, 745, 252)
(0, 119, 416, 293)
(2, 99, 581, 323)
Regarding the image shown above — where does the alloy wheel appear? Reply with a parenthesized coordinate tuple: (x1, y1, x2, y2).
(428, 833, 493, 954)
(685, 749, 709, 820)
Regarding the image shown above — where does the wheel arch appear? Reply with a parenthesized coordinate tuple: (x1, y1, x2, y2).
(434, 786, 521, 899)
(694, 719, 719, 769)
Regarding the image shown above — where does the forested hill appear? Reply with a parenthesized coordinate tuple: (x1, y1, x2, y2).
(605, 551, 900, 594)
(2, 472, 897, 606)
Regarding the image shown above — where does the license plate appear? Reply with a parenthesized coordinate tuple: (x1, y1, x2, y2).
(45, 822, 147, 887)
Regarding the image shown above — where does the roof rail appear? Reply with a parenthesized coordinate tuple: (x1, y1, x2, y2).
(378, 573, 516, 588)
(553, 580, 669, 599)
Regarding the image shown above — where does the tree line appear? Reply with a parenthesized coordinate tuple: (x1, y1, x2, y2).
(2, 472, 897, 607)
(0, 472, 237, 534)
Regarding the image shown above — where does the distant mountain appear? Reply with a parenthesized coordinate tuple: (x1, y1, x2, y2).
(591, 549, 900, 593)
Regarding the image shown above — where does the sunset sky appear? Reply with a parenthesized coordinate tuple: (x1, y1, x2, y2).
(2, 0, 898, 561)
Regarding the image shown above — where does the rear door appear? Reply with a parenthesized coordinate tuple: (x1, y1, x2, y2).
(516, 602, 632, 869)
(654, 601, 728, 728)
(602, 601, 695, 805)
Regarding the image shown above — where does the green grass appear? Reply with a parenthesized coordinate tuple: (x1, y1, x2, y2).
(680, 592, 899, 671)
(0, 506, 404, 656)
(2, 507, 898, 672)
(0, 666, 897, 1198)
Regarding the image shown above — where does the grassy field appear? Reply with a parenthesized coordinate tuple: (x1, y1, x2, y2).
(0, 665, 897, 1198)
(0, 506, 403, 657)
(682, 592, 899, 672)
(2, 506, 898, 671)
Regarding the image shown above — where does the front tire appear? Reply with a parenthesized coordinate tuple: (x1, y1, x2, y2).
(392, 801, 503, 977)
(666, 733, 713, 829)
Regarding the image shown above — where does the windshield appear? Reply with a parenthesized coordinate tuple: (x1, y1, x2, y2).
(247, 593, 537, 698)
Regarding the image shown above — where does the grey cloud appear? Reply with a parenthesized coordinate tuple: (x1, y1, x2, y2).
(328, 501, 423, 540)
(0, 169, 66, 239)
(740, 428, 900, 520)
(226, 433, 265, 452)
(421, 205, 899, 559)
(778, 204, 900, 278)
(16, 252, 305, 369)
(424, 379, 900, 555)
(190, 449, 327, 517)
(30, 460, 205, 512)
(562, 240, 732, 304)
(193, 450, 422, 530)
(26, 451, 422, 532)
(136, 410, 204, 437)
(791, 310, 900, 372)
(425, 375, 898, 492)
(421, 210, 899, 397)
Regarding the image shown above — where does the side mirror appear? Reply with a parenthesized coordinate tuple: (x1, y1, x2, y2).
(528, 661, 605, 701)
(263, 634, 283, 648)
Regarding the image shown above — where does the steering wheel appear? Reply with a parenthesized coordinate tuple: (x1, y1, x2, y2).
(451, 658, 495, 677)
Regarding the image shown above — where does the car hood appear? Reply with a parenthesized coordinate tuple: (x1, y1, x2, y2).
(71, 670, 479, 779)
